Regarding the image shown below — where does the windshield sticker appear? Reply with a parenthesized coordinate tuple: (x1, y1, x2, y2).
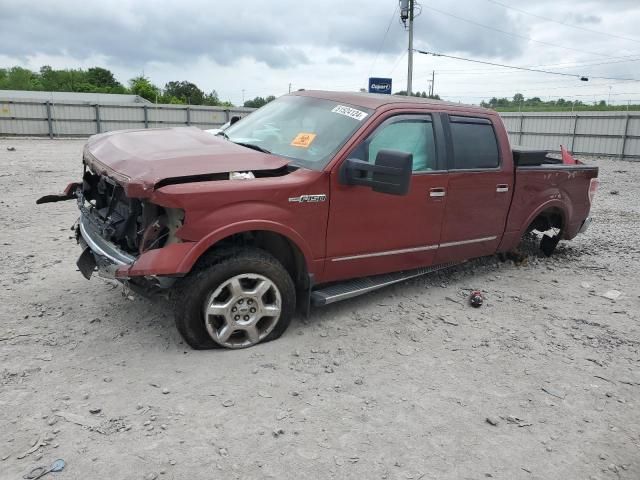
(290, 132, 317, 148)
(331, 105, 368, 121)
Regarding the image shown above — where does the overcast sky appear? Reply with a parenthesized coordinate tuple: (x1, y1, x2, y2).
(1, 0, 640, 105)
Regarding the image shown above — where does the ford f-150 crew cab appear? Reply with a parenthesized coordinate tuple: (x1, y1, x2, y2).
(38, 91, 599, 349)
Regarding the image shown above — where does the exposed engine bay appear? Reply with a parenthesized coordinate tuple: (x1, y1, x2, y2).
(77, 166, 184, 258)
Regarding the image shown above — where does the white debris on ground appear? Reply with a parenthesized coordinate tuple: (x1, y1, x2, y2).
(1, 138, 638, 479)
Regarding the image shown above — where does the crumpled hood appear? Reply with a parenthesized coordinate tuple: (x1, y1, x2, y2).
(84, 127, 290, 197)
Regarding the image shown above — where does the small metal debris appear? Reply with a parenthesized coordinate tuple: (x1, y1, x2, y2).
(485, 417, 499, 426)
(541, 387, 566, 399)
(469, 291, 483, 308)
(24, 458, 65, 479)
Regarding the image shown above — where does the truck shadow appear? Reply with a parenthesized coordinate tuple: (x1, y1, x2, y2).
(298, 245, 580, 327)
(89, 245, 580, 351)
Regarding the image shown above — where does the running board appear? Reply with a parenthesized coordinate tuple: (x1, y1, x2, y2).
(310, 262, 458, 306)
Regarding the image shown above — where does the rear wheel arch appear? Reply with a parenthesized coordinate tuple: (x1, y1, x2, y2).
(518, 205, 568, 257)
(525, 206, 566, 235)
(517, 197, 570, 238)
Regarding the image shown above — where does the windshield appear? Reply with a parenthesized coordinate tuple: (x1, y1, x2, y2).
(223, 95, 372, 170)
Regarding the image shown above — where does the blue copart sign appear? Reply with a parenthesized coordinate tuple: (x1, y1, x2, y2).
(368, 77, 392, 95)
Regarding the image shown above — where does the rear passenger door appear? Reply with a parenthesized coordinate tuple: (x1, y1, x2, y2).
(434, 115, 513, 264)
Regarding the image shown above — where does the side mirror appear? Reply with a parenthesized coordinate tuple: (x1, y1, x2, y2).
(229, 115, 241, 126)
(341, 149, 412, 195)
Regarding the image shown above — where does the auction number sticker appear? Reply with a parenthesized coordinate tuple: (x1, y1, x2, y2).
(331, 105, 368, 121)
(290, 132, 317, 148)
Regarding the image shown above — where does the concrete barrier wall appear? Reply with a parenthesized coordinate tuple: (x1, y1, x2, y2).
(1, 98, 638, 160)
(0, 99, 254, 137)
(500, 111, 640, 160)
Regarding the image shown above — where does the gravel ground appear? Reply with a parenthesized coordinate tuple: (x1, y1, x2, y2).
(1, 138, 639, 480)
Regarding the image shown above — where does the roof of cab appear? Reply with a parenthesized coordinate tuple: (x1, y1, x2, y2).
(291, 89, 491, 114)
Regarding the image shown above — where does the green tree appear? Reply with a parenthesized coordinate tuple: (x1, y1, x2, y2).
(129, 76, 160, 102)
(163, 81, 205, 105)
(243, 95, 276, 108)
(0, 68, 8, 87)
(513, 93, 524, 104)
(39, 65, 57, 90)
(86, 67, 125, 92)
(0, 64, 240, 106)
(0, 66, 41, 90)
(203, 90, 222, 106)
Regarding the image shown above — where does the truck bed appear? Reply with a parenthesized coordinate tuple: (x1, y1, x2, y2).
(512, 147, 562, 167)
(505, 162, 599, 246)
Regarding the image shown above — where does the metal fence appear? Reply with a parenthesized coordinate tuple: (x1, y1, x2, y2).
(0, 99, 254, 137)
(500, 111, 640, 160)
(1, 99, 639, 160)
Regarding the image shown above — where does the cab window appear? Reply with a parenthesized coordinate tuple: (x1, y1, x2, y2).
(350, 115, 437, 172)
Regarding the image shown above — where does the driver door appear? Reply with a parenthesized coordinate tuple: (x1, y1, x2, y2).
(324, 113, 449, 282)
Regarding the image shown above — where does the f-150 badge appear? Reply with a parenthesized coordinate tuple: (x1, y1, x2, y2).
(288, 194, 327, 203)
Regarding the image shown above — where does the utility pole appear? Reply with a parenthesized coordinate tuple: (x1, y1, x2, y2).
(242, 89, 245, 105)
(407, 0, 414, 96)
(288, 83, 292, 94)
(430, 70, 435, 97)
(400, 1, 415, 95)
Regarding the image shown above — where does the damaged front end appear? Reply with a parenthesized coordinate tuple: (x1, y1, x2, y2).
(38, 164, 184, 290)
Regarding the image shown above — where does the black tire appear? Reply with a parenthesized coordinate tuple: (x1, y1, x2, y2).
(171, 248, 296, 349)
(540, 232, 561, 257)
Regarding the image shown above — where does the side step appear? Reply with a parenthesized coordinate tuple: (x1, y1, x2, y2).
(310, 262, 458, 306)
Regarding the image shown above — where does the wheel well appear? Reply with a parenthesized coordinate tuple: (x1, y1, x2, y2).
(197, 230, 309, 290)
(526, 207, 565, 234)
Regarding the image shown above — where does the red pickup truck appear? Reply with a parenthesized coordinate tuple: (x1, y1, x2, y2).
(39, 91, 599, 349)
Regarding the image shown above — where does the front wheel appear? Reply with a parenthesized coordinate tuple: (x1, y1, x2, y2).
(172, 249, 296, 349)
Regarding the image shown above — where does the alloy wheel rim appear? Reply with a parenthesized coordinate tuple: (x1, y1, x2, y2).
(204, 273, 282, 348)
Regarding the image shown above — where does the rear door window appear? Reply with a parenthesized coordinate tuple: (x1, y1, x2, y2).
(449, 116, 499, 169)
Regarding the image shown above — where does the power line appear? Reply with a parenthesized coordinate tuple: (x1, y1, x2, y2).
(389, 49, 408, 75)
(421, 3, 639, 60)
(414, 49, 640, 82)
(368, 3, 399, 77)
(414, 49, 588, 79)
(444, 92, 640, 100)
(414, 73, 633, 88)
(438, 84, 640, 95)
(485, 0, 640, 45)
(416, 55, 640, 76)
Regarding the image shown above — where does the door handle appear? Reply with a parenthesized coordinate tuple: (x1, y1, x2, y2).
(429, 188, 446, 198)
(496, 184, 509, 193)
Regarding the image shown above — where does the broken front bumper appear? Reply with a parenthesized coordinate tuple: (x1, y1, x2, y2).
(76, 214, 183, 290)
(77, 214, 136, 279)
